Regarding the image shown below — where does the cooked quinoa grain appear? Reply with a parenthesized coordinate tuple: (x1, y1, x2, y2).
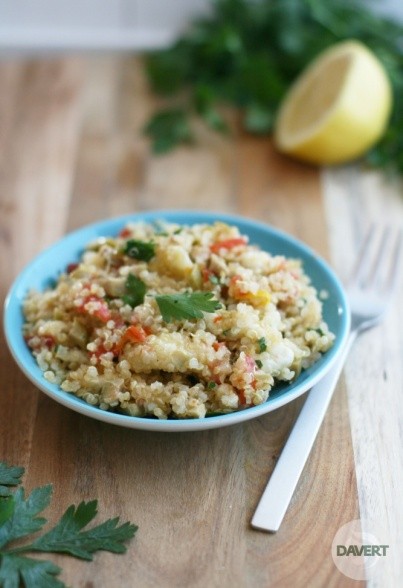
(23, 222, 334, 419)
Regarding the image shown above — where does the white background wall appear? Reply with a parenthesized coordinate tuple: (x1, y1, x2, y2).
(0, 0, 209, 50)
(0, 0, 401, 52)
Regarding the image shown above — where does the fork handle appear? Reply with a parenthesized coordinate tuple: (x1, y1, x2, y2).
(251, 332, 356, 532)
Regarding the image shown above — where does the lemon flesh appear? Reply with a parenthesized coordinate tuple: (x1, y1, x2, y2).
(274, 40, 392, 165)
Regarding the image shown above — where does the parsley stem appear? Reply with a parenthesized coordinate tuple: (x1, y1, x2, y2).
(6, 544, 36, 554)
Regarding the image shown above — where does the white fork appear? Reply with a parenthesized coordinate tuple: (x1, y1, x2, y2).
(252, 225, 402, 533)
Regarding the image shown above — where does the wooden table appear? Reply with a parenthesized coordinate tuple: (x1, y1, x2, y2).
(1, 56, 402, 588)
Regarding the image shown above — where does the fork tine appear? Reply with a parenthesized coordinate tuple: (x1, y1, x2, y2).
(348, 224, 375, 285)
(383, 229, 403, 293)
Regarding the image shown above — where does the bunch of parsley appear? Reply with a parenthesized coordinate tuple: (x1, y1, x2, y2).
(0, 462, 137, 587)
(144, 0, 403, 172)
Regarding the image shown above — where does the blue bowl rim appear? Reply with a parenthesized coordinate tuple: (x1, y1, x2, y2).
(4, 210, 350, 432)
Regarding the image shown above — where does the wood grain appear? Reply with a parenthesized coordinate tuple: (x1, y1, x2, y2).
(237, 136, 360, 588)
(0, 58, 84, 470)
(323, 168, 403, 587)
(1, 56, 401, 588)
(236, 136, 330, 256)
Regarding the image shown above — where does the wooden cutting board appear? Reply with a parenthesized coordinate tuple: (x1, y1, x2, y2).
(0, 57, 361, 587)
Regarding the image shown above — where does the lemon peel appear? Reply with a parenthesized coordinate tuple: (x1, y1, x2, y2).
(274, 40, 392, 165)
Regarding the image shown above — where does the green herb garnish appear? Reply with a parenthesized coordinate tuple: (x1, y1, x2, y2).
(258, 337, 267, 353)
(144, 0, 403, 175)
(0, 463, 24, 497)
(209, 275, 220, 285)
(0, 462, 137, 588)
(255, 359, 263, 369)
(124, 239, 155, 262)
(207, 381, 217, 389)
(313, 327, 325, 336)
(155, 291, 221, 322)
(122, 274, 147, 308)
(143, 109, 193, 154)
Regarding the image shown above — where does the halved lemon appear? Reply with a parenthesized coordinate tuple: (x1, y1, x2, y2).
(274, 40, 392, 165)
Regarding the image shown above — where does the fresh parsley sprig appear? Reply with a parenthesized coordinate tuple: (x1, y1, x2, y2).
(144, 109, 194, 154)
(155, 291, 221, 322)
(124, 239, 156, 262)
(144, 0, 403, 174)
(122, 274, 147, 308)
(258, 337, 267, 353)
(119, 276, 222, 320)
(0, 462, 137, 588)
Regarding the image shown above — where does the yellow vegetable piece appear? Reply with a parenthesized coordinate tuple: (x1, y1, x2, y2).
(274, 40, 392, 165)
(243, 290, 271, 307)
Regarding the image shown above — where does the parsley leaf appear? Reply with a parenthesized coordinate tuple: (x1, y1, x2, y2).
(144, 0, 403, 174)
(258, 337, 267, 353)
(30, 500, 137, 560)
(0, 486, 52, 549)
(0, 463, 138, 588)
(0, 498, 14, 528)
(122, 274, 147, 308)
(194, 84, 229, 133)
(0, 463, 24, 497)
(0, 554, 63, 588)
(124, 239, 155, 262)
(155, 291, 221, 322)
(143, 108, 193, 153)
(244, 103, 273, 134)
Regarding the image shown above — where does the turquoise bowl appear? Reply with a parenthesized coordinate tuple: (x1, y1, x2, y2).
(4, 211, 350, 432)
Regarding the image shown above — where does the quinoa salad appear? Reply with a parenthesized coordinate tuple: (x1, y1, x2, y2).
(23, 221, 335, 419)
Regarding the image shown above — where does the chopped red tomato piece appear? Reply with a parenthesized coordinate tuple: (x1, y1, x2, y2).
(66, 263, 79, 274)
(113, 325, 148, 355)
(119, 227, 132, 238)
(77, 296, 111, 323)
(228, 275, 244, 296)
(25, 335, 55, 350)
(210, 238, 246, 254)
(201, 267, 221, 284)
(43, 336, 56, 349)
(111, 313, 125, 329)
(202, 267, 213, 282)
(90, 343, 107, 360)
(213, 341, 226, 351)
(125, 326, 148, 343)
(238, 390, 247, 405)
